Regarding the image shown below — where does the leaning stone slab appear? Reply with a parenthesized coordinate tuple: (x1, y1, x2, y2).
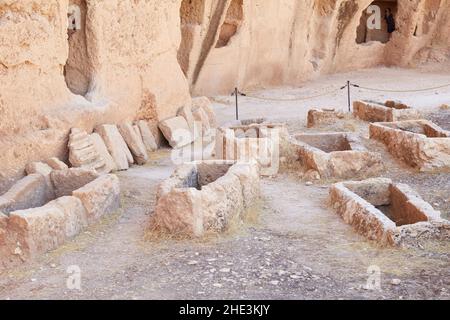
(136, 120, 158, 152)
(45, 158, 69, 171)
(68, 128, 108, 174)
(329, 178, 448, 247)
(25, 162, 53, 176)
(369, 120, 450, 171)
(118, 122, 149, 165)
(72, 174, 120, 222)
(95, 124, 134, 170)
(192, 107, 211, 135)
(193, 97, 218, 128)
(0, 174, 52, 215)
(148, 122, 167, 148)
(51, 168, 99, 198)
(158, 116, 193, 149)
(89, 133, 116, 173)
(152, 161, 260, 237)
(178, 106, 201, 141)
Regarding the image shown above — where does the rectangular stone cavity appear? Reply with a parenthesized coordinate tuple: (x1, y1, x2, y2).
(215, 123, 288, 176)
(289, 133, 383, 179)
(0, 174, 53, 215)
(370, 120, 450, 171)
(1, 172, 121, 270)
(152, 161, 260, 237)
(353, 100, 421, 122)
(294, 133, 352, 153)
(329, 178, 446, 246)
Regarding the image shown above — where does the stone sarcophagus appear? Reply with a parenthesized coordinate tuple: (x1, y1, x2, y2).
(353, 100, 421, 122)
(151, 161, 260, 237)
(329, 178, 449, 247)
(369, 120, 450, 172)
(289, 132, 384, 180)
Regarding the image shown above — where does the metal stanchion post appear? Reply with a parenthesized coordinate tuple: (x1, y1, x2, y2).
(235, 87, 239, 121)
(347, 80, 351, 112)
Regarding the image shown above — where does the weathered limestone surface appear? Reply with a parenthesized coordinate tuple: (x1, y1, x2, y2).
(192, 107, 211, 135)
(353, 101, 421, 122)
(369, 120, 450, 171)
(8, 203, 67, 260)
(307, 109, 345, 128)
(152, 161, 260, 237)
(215, 123, 288, 176)
(158, 117, 193, 148)
(89, 133, 117, 173)
(289, 132, 383, 179)
(25, 162, 53, 176)
(177, 106, 201, 141)
(95, 125, 134, 171)
(72, 174, 121, 223)
(148, 122, 167, 148)
(45, 158, 69, 171)
(118, 122, 149, 165)
(0, 173, 120, 269)
(0, 174, 53, 215)
(68, 128, 110, 174)
(51, 168, 99, 198)
(329, 178, 449, 247)
(5, 193, 98, 263)
(192, 97, 218, 128)
(137, 120, 158, 152)
(51, 196, 88, 239)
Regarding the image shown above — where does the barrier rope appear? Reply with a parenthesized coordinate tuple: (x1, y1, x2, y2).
(237, 86, 343, 102)
(230, 79, 450, 119)
(350, 82, 450, 93)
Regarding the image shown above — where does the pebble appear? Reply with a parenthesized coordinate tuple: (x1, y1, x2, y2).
(391, 279, 402, 285)
(305, 182, 313, 186)
(187, 260, 198, 265)
(213, 283, 223, 288)
(220, 268, 231, 273)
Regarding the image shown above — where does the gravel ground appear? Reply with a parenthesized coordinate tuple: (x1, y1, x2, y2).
(0, 67, 449, 300)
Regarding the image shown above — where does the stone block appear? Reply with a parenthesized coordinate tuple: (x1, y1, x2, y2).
(118, 122, 149, 165)
(72, 174, 121, 222)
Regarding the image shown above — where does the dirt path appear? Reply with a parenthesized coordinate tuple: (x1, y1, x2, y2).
(0, 156, 448, 300)
(0, 67, 449, 300)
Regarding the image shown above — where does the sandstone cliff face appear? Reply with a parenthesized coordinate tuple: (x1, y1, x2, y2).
(0, 0, 449, 190)
(183, 0, 450, 95)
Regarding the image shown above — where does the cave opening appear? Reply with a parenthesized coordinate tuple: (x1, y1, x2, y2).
(356, 0, 398, 44)
(64, 0, 91, 96)
(215, 0, 243, 48)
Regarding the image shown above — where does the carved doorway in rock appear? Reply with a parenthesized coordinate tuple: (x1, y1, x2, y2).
(64, 0, 91, 96)
(356, 0, 398, 44)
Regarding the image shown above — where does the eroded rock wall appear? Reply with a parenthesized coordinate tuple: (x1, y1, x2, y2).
(185, 0, 450, 95)
(1, 0, 449, 190)
(0, 0, 191, 192)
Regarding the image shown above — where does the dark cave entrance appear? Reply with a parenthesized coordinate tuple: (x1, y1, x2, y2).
(356, 0, 398, 44)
